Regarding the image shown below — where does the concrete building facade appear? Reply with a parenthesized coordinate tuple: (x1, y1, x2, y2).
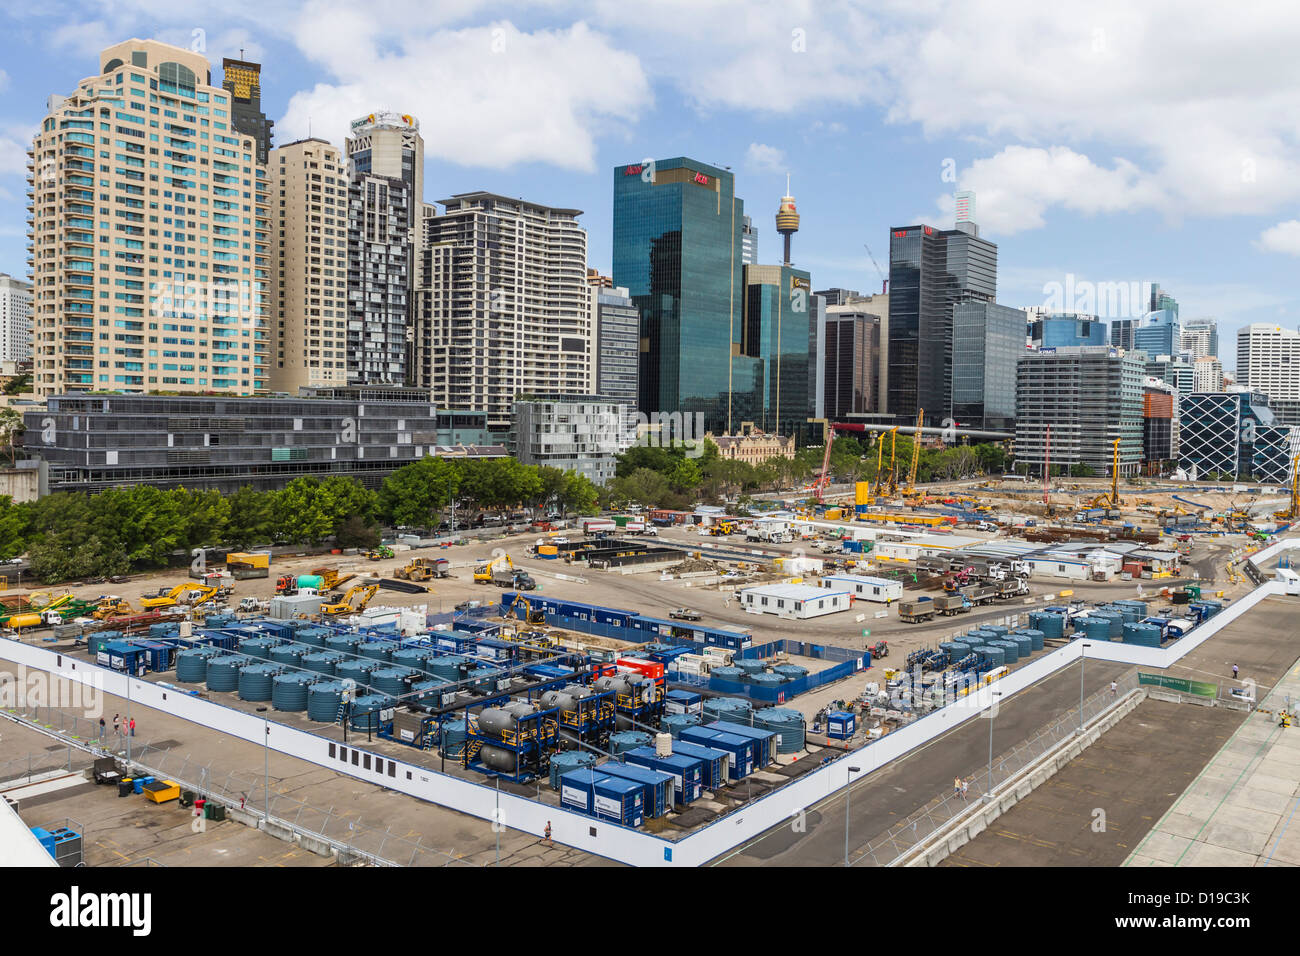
(270, 138, 349, 391)
(511, 396, 635, 486)
(0, 273, 33, 364)
(1237, 323, 1300, 403)
(26, 39, 271, 397)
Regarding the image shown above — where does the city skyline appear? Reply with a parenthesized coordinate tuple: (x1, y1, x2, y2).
(4, 4, 1300, 372)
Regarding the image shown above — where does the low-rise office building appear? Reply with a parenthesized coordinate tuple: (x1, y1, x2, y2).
(511, 396, 636, 486)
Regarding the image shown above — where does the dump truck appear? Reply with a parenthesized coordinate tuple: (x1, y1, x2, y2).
(962, 583, 999, 606)
(226, 551, 270, 580)
(898, 598, 935, 623)
(996, 578, 1029, 599)
(934, 593, 969, 616)
(493, 568, 536, 590)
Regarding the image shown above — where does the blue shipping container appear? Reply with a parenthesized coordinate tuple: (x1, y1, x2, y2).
(669, 740, 730, 790)
(598, 761, 673, 818)
(624, 747, 704, 805)
(680, 726, 753, 780)
(557, 769, 644, 827)
(709, 720, 775, 767)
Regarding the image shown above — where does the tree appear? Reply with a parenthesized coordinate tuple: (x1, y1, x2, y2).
(0, 407, 22, 464)
(1069, 462, 1097, 477)
(607, 468, 672, 509)
(0, 495, 28, 560)
(271, 476, 375, 545)
(335, 515, 380, 550)
(379, 456, 460, 528)
(224, 486, 276, 549)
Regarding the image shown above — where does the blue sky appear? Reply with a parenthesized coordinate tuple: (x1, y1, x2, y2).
(5, 0, 1300, 370)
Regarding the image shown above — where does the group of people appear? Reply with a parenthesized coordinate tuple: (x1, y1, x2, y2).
(96, 713, 136, 741)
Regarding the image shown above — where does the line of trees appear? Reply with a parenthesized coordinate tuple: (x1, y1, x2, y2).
(0, 456, 601, 584)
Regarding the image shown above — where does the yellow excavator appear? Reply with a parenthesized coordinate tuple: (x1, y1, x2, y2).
(474, 553, 512, 585)
(1087, 439, 1123, 509)
(321, 584, 378, 616)
(505, 593, 547, 625)
(139, 582, 218, 610)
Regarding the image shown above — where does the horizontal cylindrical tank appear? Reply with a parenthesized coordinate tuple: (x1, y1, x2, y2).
(238, 662, 280, 701)
(271, 672, 315, 711)
(294, 574, 325, 591)
(306, 680, 348, 722)
(540, 689, 577, 712)
(477, 744, 519, 774)
(595, 674, 633, 696)
(478, 707, 520, 738)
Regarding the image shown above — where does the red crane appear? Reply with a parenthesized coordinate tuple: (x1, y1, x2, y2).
(813, 422, 873, 502)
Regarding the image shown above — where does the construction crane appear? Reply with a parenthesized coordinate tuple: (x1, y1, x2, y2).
(870, 429, 892, 499)
(902, 409, 924, 500)
(886, 427, 900, 497)
(1087, 439, 1123, 509)
(863, 243, 887, 294)
(321, 584, 378, 616)
(1274, 455, 1300, 521)
(811, 421, 875, 502)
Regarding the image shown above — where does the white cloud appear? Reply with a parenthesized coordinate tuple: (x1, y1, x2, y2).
(1255, 221, 1300, 257)
(745, 143, 786, 174)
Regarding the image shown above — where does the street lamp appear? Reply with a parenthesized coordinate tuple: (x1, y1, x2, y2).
(983, 691, 1002, 802)
(844, 765, 862, 866)
(256, 706, 270, 823)
(1079, 643, 1092, 734)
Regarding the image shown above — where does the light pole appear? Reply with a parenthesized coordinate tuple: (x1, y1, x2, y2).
(844, 765, 861, 866)
(256, 706, 270, 823)
(1079, 643, 1092, 734)
(125, 672, 132, 762)
(983, 691, 1002, 802)
(494, 775, 501, 866)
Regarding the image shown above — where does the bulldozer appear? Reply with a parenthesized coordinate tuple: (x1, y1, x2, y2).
(321, 584, 379, 616)
(93, 597, 135, 620)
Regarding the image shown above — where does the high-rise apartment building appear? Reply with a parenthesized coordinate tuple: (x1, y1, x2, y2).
(1181, 317, 1218, 360)
(27, 39, 271, 396)
(221, 57, 273, 164)
(1015, 346, 1145, 476)
(593, 284, 639, 409)
(415, 192, 592, 430)
(741, 214, 758, 265)
(0, 273, 33, 364)
(270, 138, 349, 391)
(1192, 357, 1224, 394)
(345, 112, 423, 385)
(1237, 323, 1300, 403)
(887, 221, 996, 427)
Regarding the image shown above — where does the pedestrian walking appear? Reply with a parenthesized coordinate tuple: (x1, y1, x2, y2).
(113, 713, 120, 735)
(960, 778, 969, 800)
(1110, 680, 1118, 697)
(543, 821, 552, 846)
(129, 717, 135, 737)
(98, 717, 105, 740)
(954, 776, 962, 797)
(1232, 663, 1239, 680)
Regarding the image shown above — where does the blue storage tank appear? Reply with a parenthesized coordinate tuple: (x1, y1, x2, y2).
(662, 713, 701, 738)
(1122, 622, 1162, 647)
(295, 627, 330, 648)
(439, 719, 468, 758)
(204, 654, 246, 692)
(348, 694, 392, 732)
(324, 634, 360, 656)
(335, 659, 376, 688)
(982, 625, 1009, 640)
(735, 659, 766, 676)
(945, 641, 972, 660)
(1031, 612, 1066, 640)
(238, 662, 280, 701)
(1098, 610, 1125, 638)
(149, 622, 178, 640)
(237, 636, 280, 660)
(549, 751, 597, 790)
(301, 651, 343, 677)
(1103, 605, 1140, 625)
(609, 730, 652, 755)
(410, 679, 449, 707)
(1112, 599, 1148, 617)
(428, 654, 471, 682)
(269, 644, 307, 667)
(371, 666, 415, 698)
(271, 672, 315, 711)
(599, 760, 673, 819)
(710, 666, 745, 684)
(703, 696, 752, 725)
(624, 747, 704, 805)
(306, 680, 348, 722)
(990, 640, 1019, 664)
(1014, 629, 1045, 651)
(358, 640, 399, 662)
(748, 672, 785, 690)
(975, 645, 1006, 669)
(753, 707, 805, 754)
(1080, 616, 1112, 642)
(391, 647, 432, 673)
(1008, 633, 1033, 658)
(671, 739, 730, 790)
(175, 647, 219, 683)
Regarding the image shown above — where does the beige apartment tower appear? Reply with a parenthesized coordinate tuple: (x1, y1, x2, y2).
(26, 39, 270, 397)
(271, 138, 348, 391)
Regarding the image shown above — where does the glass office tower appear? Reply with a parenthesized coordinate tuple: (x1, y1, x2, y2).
(613, 158, 748, 434)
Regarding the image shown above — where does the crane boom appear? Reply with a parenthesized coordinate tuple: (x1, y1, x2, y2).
(905, 409, 923, 494)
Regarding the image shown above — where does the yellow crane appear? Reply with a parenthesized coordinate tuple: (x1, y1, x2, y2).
(869, 432, 887, 499)
(1087, 439, 1123, 509)
(321, 584, 378, 616)
(902, 409, 924, 501)
(1275, 455, 1300, 521)
(886, 427, 899, 497)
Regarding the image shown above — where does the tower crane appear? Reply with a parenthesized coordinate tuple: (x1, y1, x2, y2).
(863, 243, 887, 294)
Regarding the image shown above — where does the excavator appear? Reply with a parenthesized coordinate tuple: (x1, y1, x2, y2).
(474, 553, 512, 585)
(505, 593, 547, 625)
(320, 584, 378, 616)
(1086, 439, 1124, 509)
(1274, 455, 1300, 522)
(139, 582, 220, 610)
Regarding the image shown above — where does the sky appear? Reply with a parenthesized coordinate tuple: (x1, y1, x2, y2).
(5, 0, 1300, 371)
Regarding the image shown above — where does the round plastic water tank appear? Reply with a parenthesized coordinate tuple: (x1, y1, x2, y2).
(1081, 616, 1112, 642)
(1102, 605, 1139, 625)
(982, 625, 1009, 639)
(703, 696, 752, 725)
(772, 663, 809, 681)
(464, 665, 502, 691)
(295, 628, 329, 648)
(549, 751, 596, 790)
(439, 719, 468, 758)
(1115, 600, 1149, 617)
(358, 640, 398, 662)
(1122, 622, 1162, 647)
(990, 640, 1019, 664)
(1008, 634, 1033, 658)
(204, 654, 246, 692)
(610, 730, 652, 755)
(324, 635, 359, 656)
(269, 644, 306, 667)
(371, 666, 415, 697)
(411, 679, 448, 707)
(306, 681, 347, 722)
(335, 659, 376, 688)
(754, 707, 805, 754)
(1095, 610, 1124, 639)
(271, 672, 315, 711)
(238, 662, 280, 701)
(735, 659, 766, 675)
(1015, 629, 1045, 651)
(976, 645, 1006, 668)
(391, 648, 431, 672)
(749, 672, 785, 688)
(176, 647, 219, 683)
(708, 667, 745, 684)
(1033, 613, 1066, 640)
(429, 655, 470, 682)
(662, 713, 701, 738)
(348, 694, 391, 732)
(301, 651, 343, 676)
(945, 641, 972, 663)
(237, 636, 280, 660)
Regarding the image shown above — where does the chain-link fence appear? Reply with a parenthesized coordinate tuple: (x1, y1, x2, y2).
(0, 742, 90, 785)
(3, 703, 479, 867)
(848, 669, 1141, 867)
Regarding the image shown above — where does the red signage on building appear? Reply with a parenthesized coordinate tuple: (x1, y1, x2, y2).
(624, 165, 642, 175)
(694, 173, 709, 185)
(923, 226, 933, 235)
(893, 230, 907, 238)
